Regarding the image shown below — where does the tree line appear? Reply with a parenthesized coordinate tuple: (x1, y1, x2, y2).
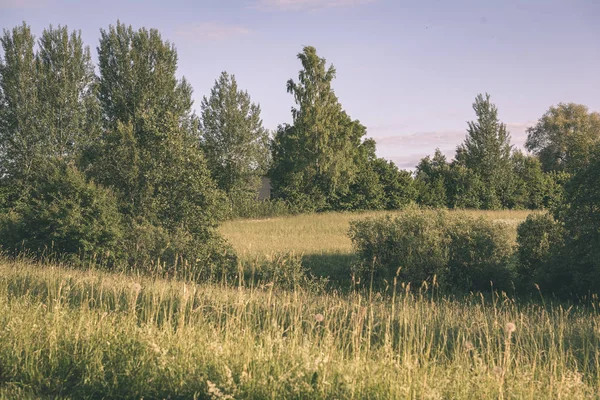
(1, 21, 599, 275)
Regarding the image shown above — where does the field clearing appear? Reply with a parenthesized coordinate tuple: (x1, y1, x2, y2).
(1, 259, 599, 399)
(221, 209, 534, 283)
(221, 209, 533, 257)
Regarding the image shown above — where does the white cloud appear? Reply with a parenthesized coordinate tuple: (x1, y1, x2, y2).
(175, 22, 251, 43)
(256, 0, 374, 11)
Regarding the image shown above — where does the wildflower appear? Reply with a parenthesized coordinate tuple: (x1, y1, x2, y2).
(506, 322, 516, 334)
(314, 313, 325, 323)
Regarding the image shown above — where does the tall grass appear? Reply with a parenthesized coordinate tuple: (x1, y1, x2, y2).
(1, 259, 599, 399)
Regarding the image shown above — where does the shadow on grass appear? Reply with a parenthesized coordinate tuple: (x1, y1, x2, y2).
(301, 252, 356, 289)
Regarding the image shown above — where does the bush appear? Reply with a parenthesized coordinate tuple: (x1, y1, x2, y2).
(120, 218, 236, 280)
(515, 213, 565, 292)
(0, 162, 123, 265)
(349, 209, 515, 292)
(447, 215, 515, 291)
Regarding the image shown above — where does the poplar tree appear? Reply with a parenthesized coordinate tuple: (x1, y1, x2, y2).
(200, 71, 270, 200)
(36, 25, 99, 160)
(0, 23, 39, 188)
(88, 22, 230, 268)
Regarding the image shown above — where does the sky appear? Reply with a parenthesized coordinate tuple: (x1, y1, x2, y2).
(1, 0, 599, 170)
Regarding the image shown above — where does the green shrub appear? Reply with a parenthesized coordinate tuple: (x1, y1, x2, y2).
(515, 213, 565, 292)
(0, 162, 123, 265)
(122, 218, 237, 281)
(447, 215, 515, 291)
(349, 209, 515, 292)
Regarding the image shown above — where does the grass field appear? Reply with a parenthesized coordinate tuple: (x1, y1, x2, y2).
(220, 209, 533, 284)
(4, 209, 597, 399)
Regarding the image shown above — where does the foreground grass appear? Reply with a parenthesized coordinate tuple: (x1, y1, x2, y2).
(1, 259, 599, 399)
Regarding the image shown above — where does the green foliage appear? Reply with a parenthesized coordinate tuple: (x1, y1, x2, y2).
(516, 148, 600, 297)
(515, 213, 564, 292)
(36, 25, 100, 161)
(557, 147, 600, 294)
(0, 23, 39, 186)
(349, 210, 515, 292)
(84, 22, 233, 272)
(0, 162, 123, 264)
(543, 171, 570, 209)
(507, 151, 546, 209)
(122, 218, 236, 280)
(415, 149, 449, 208)
(526, 103, 600, 173)
(445, 164, 485, 209)
(446, 216, 515, 292)
(371, 158, 416, 209)
(349, 210, 449, 285)
(270, 46, 378, 211)
(200, 71, 270, 199)
(0, 24, 98, 197)
(455, 93, 513, 208)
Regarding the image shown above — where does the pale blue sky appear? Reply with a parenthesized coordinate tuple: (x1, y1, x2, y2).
(1, 0, 598, 169)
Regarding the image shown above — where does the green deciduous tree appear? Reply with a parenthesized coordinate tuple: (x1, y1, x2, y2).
(0, 23, 40, 193)
(371, 158, 416, 209)
(455, 93, 512, 209)
(200, 71, 270, 204)
(508, 151, 546, 209)
(36, 25, 100, 161)
(270, 46, 370, 211)
(415, 149, 449, 208)
(526, 103, 600, 173)
(0, 23, 100, 210)
(559, 146, 600, 285)
(85, 22, 232, 270)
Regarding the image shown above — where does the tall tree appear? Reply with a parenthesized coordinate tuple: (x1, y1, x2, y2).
(270, 46, 368, 210)
(200, 71, 270, 200)
(526, 103, 600, 173)
(415, 149, 449, 208)
(0, 23, 39, 188)
(88, 22, 228, 267)
(36, 25, 99, 160)
(455, 93, 513, 208)
(0, 24, 99, 208)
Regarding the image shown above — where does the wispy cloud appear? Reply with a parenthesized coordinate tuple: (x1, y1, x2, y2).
(175, 22, 251, 43)
(256, 0, 374, 11)
(371, 121, 535, 170)
(0, 0, 45, 8)
(371, 121, 533, 150)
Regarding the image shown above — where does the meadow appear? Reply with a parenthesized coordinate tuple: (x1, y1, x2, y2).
(1, 209, 599, 399)
(220, 209, 532, 285)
